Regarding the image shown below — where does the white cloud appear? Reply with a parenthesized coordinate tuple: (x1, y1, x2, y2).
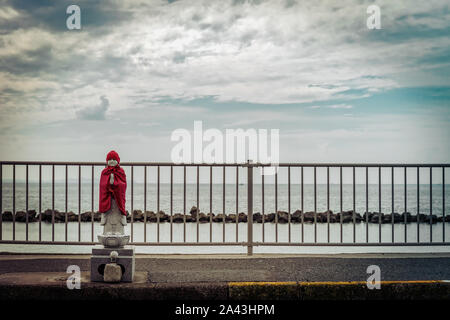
(328, 104, 353, 109)
(3, 0, 448, 109)
(75, 96, 109, 120)
(0, 6, 20, 20)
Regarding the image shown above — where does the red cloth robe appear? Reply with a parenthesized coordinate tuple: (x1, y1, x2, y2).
(99, 151, 127, 216)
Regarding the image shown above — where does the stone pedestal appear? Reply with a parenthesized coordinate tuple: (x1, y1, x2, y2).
(90, 245, 135, 282)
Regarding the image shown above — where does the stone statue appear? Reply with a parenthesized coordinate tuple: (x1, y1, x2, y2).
(98, 151, 129, 248)
(91, 150, 135, 283)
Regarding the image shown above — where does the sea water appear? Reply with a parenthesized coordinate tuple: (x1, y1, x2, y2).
(1, 183, 449, 254)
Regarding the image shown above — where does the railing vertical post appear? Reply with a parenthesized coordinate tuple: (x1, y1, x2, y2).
(366, 166, 369, 243)
(236, 167, 239, 242)
(131, 166, 134, 243)
(0, 163, 2, 240)
(170, 165, 173, 243)
(288, 166, 291, 243)
(78, 165, 81, 242)
(392, 166, 394, 243)
(144, 166, 147, 243)
(183, 165, 186, 243)
(443, 168, 445, 243)
(39, 165, 42, 242)
(404, 167, 407, 243)
(247, 162, 253, 256)
(52, 165, 54, 242)
(301, 166, 304, 243)
(327, 166, 330, 243)
(262, 167, 265, 243)
(65, 165, 68, 242)
(91, 165, 94, 242)
(0, 163, 3, 240)
(196, 166, 199, 242)
(314, 166, 317, 243)
(430, 167, 432, 243)
(353, 166, 356, 243)
(223, 166, 226, 242)
(417, 167, 420, 243)
(275, 168, 278, 242)
(13, 164, 15, 241)
(210, 166, 213, 242)
(157, 165, 160, 243)
(26, 165, 28, 241)
(379, 167, 382, 243)
(340, 166, 343, 243)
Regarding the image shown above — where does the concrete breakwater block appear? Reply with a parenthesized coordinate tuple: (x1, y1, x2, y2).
(90, 246, 135, 283)
(4, 209, 450, 224)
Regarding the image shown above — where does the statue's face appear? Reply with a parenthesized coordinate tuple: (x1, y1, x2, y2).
(107, 159, 118, 167)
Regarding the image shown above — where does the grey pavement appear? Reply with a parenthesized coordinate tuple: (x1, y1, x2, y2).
(0, 253, 449, 282)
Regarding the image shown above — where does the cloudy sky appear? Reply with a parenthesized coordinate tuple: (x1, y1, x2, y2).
(0, 0, 449, 165)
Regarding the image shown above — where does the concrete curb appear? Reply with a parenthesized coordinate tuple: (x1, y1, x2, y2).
(0, 272, 449, 300)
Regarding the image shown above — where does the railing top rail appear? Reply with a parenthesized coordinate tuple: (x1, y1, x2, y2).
(0, 161, 449, 167)
(0, 161, 244, 166)
(279, 163, 450, 167)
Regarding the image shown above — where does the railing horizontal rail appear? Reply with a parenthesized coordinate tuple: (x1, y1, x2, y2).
(1, 240, 449, 247)
(0, 240, 247, 246)
(1, 161, 449, 167)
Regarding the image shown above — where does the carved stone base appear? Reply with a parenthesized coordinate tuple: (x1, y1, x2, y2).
(97, 234, 129, 248)
(90, 245, 135, 282)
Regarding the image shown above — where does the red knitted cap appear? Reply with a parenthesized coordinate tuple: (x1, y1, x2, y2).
(106, 150, 120, 164)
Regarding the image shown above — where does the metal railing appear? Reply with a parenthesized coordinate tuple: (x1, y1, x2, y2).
(0, 161, 449, 255)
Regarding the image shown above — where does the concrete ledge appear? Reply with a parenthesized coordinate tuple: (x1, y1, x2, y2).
(300, 280, 450, 300)
(0, 272, 229, 300)
(229, 282, 299, 300)
(0, 272, 449, 300)
(0, 283, 229, 300)
(229, 280, 450, 300)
